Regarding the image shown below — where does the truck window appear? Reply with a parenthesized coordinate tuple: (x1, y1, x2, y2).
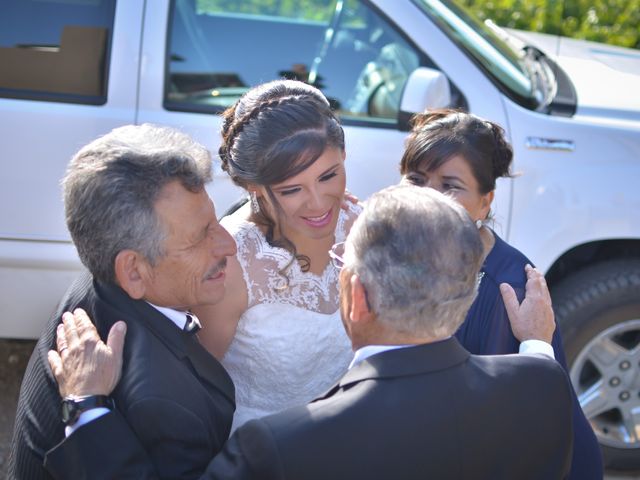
(0, 0, 116, 105)
(165, 0, 425, 125)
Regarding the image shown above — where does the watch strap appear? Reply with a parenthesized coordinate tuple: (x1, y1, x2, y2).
(62, 395, 114, 426)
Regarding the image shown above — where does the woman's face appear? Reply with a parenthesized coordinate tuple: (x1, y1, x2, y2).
(402, 154, 493, 222)
(257, 146, 346, 246)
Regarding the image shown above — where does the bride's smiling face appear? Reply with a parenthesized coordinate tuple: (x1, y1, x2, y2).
(257, 146, 346, 245)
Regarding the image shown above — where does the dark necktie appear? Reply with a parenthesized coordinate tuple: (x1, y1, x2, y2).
(184, 312, 202, 334)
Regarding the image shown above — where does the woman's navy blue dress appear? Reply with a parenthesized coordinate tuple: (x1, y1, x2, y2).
(455, 231, 603, 479)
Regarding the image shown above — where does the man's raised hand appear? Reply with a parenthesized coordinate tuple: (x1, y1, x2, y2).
(500, 264, 555, 344)
(47, 308, 126, 398)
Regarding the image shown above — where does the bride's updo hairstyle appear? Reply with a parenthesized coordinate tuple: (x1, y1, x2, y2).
(400, 108, 513, 196)
(219, 79, 345, 274)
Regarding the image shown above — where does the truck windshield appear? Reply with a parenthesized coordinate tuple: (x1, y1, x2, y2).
(413, 0, 540, 109)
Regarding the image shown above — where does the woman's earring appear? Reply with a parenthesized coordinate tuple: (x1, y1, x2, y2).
(475, 219, 483, 229)
(250, 191, 260, 214)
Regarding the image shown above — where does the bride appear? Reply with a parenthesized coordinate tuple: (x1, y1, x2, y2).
(194, 80, 360, 430)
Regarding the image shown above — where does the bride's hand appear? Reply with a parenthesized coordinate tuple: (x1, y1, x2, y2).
(342, 190, 359, 210)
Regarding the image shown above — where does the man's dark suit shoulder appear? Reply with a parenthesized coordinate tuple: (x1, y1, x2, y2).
(11, 271, 235, 480)
(9, 273, 98, 479)
(208, 340, 573, 480)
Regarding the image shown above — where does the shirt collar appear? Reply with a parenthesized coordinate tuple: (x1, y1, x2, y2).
(349, 344, 411, 369)
(349, 336, 453, 369)
(146, 302, 191, 330)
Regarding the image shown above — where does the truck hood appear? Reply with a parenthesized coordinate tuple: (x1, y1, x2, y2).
(508, 30, 640, 121)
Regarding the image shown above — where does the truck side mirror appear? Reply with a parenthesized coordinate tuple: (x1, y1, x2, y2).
(398, 67, 452, 130)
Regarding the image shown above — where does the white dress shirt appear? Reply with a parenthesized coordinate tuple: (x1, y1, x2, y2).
(350, 338, 555, 369)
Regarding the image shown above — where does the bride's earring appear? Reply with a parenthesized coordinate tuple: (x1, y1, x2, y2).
(475, 218, 483, 229)
(250, 191, 260, 214)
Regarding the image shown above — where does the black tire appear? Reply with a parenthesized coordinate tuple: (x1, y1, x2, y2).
(552, 259, 640, 473)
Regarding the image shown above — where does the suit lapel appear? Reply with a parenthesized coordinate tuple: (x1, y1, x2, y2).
(181, 333, 235, 405)
(94, 280, 235, 405)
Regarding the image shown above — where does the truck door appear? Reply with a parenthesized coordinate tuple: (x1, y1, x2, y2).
(0, 0, 145, 338)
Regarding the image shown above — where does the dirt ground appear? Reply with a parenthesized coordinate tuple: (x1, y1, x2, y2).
(0, 339, 37, 478)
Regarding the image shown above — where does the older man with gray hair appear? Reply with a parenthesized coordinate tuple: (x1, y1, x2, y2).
(45, 184, 573, 479)
(200, 184, 573, 479)
(10, 124, 237, 479)
(341, 181, 486, 345)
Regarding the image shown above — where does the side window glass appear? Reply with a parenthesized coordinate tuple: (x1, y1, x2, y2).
(316, 1, 420, 122)
(166, 0, 422, 124)
(0, 0, 116, 105)
(167, 0, 336, 111)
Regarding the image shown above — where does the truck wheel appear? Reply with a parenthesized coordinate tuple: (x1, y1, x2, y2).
(552, 259, 640, 472)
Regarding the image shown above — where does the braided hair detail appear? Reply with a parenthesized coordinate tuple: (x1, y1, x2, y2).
(220, 95, 332, 182)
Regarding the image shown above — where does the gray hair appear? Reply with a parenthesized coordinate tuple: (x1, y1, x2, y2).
(344, 184, 483, 338)
(63, 124, 213, 283)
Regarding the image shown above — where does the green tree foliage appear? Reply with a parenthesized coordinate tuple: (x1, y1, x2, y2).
(460, 0, 640, 49)
(197, 0, 335, 21)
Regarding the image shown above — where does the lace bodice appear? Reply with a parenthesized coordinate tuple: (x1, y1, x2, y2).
(226, 202, 360, 313)
(220, 202, 361, 431)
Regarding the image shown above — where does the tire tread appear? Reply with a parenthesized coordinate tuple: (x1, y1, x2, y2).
(551, 258, 640, 471)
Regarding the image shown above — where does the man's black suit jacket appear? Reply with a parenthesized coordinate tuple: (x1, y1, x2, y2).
(210, 338, 574, 480)
(33, 337, 574, 480)
(9, 272, 235, 480)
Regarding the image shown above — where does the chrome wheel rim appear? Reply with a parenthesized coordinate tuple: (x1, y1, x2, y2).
(570, 318, 640, 449)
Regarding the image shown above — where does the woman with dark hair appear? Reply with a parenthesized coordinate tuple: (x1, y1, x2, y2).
(194, 80, 360, 431)
(400, 109, 603, 480)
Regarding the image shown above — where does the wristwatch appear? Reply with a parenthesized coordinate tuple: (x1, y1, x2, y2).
(61, 395, 114, 427)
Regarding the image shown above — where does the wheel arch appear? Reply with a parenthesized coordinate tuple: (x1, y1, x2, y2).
(545, 239, 640, 291)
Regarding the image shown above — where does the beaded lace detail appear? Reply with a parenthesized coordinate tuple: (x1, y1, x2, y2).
(222, 201, 361, 314)
(220, 201, 361, 431)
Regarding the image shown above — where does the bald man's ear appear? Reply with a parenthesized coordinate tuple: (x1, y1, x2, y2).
(350, 274, 373, 323)
(114, 250, 148, 299)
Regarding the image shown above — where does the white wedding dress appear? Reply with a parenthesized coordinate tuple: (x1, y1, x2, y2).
(220, 202, 360, 431)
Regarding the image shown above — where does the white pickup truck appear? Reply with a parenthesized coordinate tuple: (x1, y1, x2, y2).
(1, 0, 639, 470)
